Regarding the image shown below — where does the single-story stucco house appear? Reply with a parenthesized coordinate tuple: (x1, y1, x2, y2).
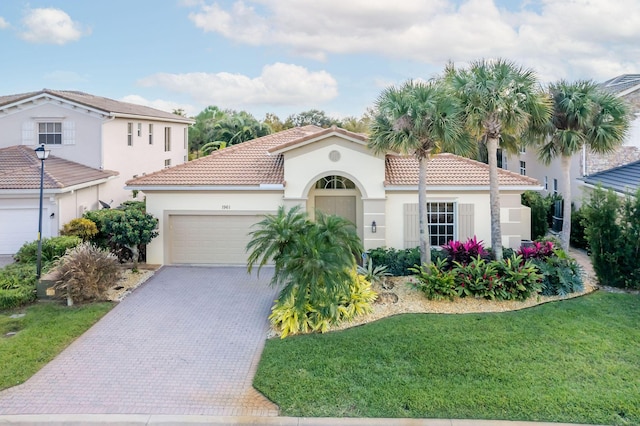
(126, 125, 541, 265)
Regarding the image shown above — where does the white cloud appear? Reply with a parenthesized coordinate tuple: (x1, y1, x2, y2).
(120, 95, 198, 118)
(137, 63, 338, 109)
(0, 17, 9, 29)
(187, 0, 640, 83)
(19, 8, 88, 45)
(43, 70, 88, 84)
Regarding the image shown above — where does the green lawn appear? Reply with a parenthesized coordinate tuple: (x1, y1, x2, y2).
(254, 291, 640, 425)
(0, 302, 113, 390)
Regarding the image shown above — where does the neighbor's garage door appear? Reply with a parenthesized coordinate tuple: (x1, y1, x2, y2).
(169, 215, 261, 264)
(0, 209, 40, 254)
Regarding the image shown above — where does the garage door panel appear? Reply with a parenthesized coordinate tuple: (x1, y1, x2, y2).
(170, 215, 260, 264)
(0, 209, 41, 255)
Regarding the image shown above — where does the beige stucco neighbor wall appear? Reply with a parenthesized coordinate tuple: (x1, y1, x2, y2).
(144, 190, 284, 265)
(56, 185, 102, 231)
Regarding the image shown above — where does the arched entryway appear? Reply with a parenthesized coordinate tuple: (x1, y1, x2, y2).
(307, 175, 363, 239)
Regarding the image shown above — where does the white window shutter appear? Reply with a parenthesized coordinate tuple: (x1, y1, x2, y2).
(63, 121, 75, 145)
(22, 122, 34, 145)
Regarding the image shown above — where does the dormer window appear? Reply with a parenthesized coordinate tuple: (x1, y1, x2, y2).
(38, 122, 62, 145)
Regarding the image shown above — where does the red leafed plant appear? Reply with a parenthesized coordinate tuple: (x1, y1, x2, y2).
(517, 240, 555, 260)
(442, 236, 489, 266)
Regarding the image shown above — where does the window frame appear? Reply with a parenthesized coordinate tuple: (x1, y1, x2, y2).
(127, 122, 133, 146)
(149, 123, 153, 145)
(164, 127, 171, 152)
(427, 201, 456, 246)
(519, 160, 526, 176)
(38, 122, 62, 145)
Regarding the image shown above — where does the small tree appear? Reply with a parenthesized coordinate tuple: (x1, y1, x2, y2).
(105, 209, 158, 269)
(61, 218, 98, 241)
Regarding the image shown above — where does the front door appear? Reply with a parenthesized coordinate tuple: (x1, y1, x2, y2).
(315, 196, 357, 226)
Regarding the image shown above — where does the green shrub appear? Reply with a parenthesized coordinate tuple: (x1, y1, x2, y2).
(357, 257, 390, 284)
(0, 263, 38, 309)
(14, 236, 82, 265)
(52, 242, 121, 305)
(116, 200, 146, 211)
(618, 189, 640, 289)
(410, 258, 456, 301)
(367, 247, 421, 276)
(269, 271, 376, 338)
(60, 218, 98, 241)
(570, 204, 588, 249)
(521, 190, 551, 240)
(83, 209, 126, 250)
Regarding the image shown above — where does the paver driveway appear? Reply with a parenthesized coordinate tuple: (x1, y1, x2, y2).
(0, 266, 280, 416)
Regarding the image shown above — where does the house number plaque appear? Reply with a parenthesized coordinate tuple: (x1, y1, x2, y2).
(221, 205, 231, 210)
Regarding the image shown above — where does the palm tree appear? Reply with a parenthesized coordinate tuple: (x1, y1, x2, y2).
(446, 59, 552, 259)
(538, 80, 630, 250)
(369, 79, 471, 266)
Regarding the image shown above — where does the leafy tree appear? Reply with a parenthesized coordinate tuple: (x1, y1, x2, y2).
(172, 108, 186, 117)
(446, 59, 552, 259)
(285, 109, 340, 128)
(521, 190, 550, 240)
(537, 80, 630, 250)
(105, 209, 158, 270)
(263, 113, 290, 133)
(341, 111, 373, 134)
(369, 79, 471, 265)
(188, 106, 227, 154)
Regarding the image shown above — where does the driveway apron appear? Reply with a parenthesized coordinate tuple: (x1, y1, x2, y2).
(0, 266, 280, 416)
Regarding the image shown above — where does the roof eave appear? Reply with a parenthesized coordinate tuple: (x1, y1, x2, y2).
(384, 185, 543, 191)
(111, 112, 195, 124)
(125, 183, 285, 191)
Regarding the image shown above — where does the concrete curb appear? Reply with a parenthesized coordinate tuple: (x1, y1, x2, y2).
(0, 415, 604, 425)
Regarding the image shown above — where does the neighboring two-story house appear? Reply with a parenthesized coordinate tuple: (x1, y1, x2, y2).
(504, 74, 640, 207)
(0, 89, 193, 254)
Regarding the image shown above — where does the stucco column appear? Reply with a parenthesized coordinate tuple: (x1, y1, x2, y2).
(362, 198, 386, 251)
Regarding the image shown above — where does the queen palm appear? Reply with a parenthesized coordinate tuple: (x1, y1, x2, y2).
(538, 80, 630, 250)
(446, 59, 552, 259)
(369, 80, 471, 266)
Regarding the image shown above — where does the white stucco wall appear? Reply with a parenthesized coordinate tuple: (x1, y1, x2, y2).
(102, 119, 189, 207)
(144, 190, 284, 264)
(281, 136, 386, 200)
(0, 101, 104, 167)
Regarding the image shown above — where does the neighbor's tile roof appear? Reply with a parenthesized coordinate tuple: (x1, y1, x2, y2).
(385, 154, 540, 186)
(600, 74, 640, 95)
(0, 145, 118, 190)
(126, 126, 540, 188)
(0, 89, 193, 123)
(582, 160, 640, 194)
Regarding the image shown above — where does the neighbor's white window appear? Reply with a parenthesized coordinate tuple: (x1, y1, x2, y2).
(127, 122, 133, 146)
(164, 158, 171, 168)
(428, 202, 455, 246)
(164, 127, 171, 151)
(149, 124, 153, 145)
(184, 127, 188, 150)
(519, 161, 526, 175)
(544, 176, 548, 190)
(38, 122, 62, 145)
(137, 123, 142, 137)
(553, 178, 558, 194)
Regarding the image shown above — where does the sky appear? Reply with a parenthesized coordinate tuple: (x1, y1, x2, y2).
(0, 0, 639, 121)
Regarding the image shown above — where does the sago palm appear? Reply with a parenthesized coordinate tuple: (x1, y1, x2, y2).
(446, 59, 552, 259)
(369, 79, 471, 265)
(538, 80, 630, 250)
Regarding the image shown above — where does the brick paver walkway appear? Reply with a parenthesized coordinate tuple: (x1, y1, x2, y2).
(0, 266, 280, 416)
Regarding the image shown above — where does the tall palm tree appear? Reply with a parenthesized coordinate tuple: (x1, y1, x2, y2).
(369, 79, 471, 265)
(538, 80, 630, 250)
(446, 59, 552, 259)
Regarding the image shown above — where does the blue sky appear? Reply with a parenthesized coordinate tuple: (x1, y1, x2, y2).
(1, 0, 638, 120)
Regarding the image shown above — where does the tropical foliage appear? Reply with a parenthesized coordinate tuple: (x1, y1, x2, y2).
(247, 206, 374, 337)
(537, 80, 630, 250)
(104, 208, 158, 269)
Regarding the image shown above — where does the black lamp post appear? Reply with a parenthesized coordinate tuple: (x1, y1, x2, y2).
(35, 144, 50, 279)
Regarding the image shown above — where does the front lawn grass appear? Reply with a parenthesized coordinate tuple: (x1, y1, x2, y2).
(254, 291, 640, 425)
(0, 302, 113, 390)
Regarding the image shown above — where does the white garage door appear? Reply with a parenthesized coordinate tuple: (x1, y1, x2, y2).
(169, 215, 262, 264)
(0, 209, 41, 255)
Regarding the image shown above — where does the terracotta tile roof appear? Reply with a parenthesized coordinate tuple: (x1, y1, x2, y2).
(126, 126, 540, 189)
(0, 89, 193, 123)
(127, 126, 324, 186)
(385, 153, 541, 187)
(0, 145, 118, 190)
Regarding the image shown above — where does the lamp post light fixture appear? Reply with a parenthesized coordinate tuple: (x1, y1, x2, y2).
(34, 144, 50, 279)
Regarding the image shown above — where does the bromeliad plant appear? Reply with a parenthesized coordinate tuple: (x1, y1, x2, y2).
(442, 236, 489, 266)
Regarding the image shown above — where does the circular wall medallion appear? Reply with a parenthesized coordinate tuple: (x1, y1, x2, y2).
(329, 150, 341, 162)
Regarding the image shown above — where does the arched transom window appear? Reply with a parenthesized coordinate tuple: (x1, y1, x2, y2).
(315, 176, 355, 189)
